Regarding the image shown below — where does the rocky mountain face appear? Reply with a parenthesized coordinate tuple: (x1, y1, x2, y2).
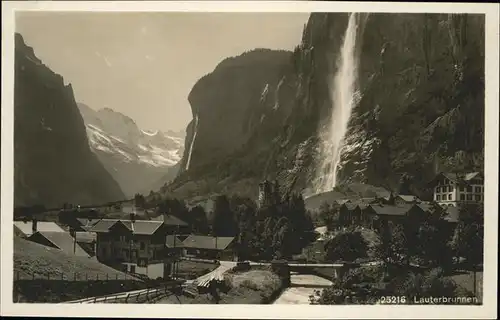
(177, 49, 294, 174)
(160, 13, 485, 202)
(14, 33, 125, 208)
(77, 104, 184, 197)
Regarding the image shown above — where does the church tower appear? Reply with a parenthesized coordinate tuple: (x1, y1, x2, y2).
(258, 180, 273, 209)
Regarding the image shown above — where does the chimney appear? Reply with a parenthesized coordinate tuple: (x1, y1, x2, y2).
(32, 218, 38, 233)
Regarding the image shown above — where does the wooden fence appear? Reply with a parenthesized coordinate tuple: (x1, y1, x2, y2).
(14, 270, 139, 281)
(66, 283, 184, 304)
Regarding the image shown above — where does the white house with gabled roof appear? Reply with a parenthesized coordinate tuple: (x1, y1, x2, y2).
(428, 172, 484, 208)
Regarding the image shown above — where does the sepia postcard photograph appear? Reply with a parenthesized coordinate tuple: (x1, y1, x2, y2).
(1, 1, 499, 319)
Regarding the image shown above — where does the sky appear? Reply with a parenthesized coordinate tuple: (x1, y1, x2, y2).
(16, 12, 310, 132)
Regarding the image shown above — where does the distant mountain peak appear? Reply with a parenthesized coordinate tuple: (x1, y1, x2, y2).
(77, 103, 185, 197)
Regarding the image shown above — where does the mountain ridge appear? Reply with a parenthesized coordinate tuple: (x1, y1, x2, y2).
(77, 103, 185, 197)
(14, 33, 125, 208)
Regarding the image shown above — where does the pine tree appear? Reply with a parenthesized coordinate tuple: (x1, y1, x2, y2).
(212, 195, 238, 237)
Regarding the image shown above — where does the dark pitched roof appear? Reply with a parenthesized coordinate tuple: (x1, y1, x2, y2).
(75, 231, 97, 243)
(29, 231, 89, 257)
(76, 218, 101, 231)
(344, 203, 359, 211)
(182, 235, 234, 250)
(88, 219, 118, 233)
(336, 199, 351, 205)
(89, 218, 171, 235)
(151, 214, 188, 226)
(369, 204, 413, 216)
(357, 203, 371, 210)
(396, 195, 420, 203)
(415, 203, 435, 213)
(428, 172, 483, 185)
(127, 221, 163, 235)
(165, 235, 184, 248)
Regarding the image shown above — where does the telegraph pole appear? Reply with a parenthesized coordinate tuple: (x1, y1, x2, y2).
(69, 227, 76, 254)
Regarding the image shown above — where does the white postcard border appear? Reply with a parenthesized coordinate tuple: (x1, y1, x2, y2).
(1, 1, 498, 319)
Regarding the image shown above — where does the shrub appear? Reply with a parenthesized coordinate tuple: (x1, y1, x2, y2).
(325, 231, 369, 262)
(388, 268, 466, 303)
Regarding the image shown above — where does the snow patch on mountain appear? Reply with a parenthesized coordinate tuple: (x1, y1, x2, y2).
(142, 129, 158, 137)
(86, 123, 183, 167)
(79, 105, 185, 168)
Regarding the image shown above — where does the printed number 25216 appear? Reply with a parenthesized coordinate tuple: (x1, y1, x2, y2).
(379, 296, 407, 304)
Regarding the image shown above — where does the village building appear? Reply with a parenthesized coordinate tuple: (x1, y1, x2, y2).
(164, 235, 185, 277)
(337, 200, 376, 229)
(74, 231, 98, 256)
(27, 230, 90, 257)
(14, 220, 65, 238)
(376, 193, 421, 206)
(360, 204, 428, 232)
(182, 235, 237, 261)
(88, 214, 188, 279)
(338, 203, 362, 228)
(428, 172, 484, 208)
(151, 214, 191, 235)
(75, 218, 102, 231)
(258, 179, 281, 208)
(394, 195, 421, 206)
(57, 208, 102, 230)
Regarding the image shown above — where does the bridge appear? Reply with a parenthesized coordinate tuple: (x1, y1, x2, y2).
(62, 259, 383, 302)
(184, 258, 382, 289)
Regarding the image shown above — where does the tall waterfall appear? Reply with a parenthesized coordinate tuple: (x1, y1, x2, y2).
(314, 13, 364, 194)
(185, 115, 199, 171)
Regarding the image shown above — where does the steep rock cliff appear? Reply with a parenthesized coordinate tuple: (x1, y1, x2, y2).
(177, 49, 293, 174)
(163, 13, 485, 202)
(14, 33, 125, 207)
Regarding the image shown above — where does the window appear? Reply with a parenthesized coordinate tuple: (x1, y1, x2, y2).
(130, 265, 136, 273)
(442, 186, 447, 193)
(449, 186, 454, 192)
(437, 195, 441, 201)
(475, 195, 481, 202)
(138, 258, 148, 267)
(448, 194, 452, 200)
(460, 194, 465, 201)
(436, 187, 440, 193)
(467, 194, 472, 201)
(467, 186, 473, 192)
(120, 235, 126, 242)
(460, 186, 465, 192)
(475, 186, 481, 193)
(140, 242, 145, 250)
